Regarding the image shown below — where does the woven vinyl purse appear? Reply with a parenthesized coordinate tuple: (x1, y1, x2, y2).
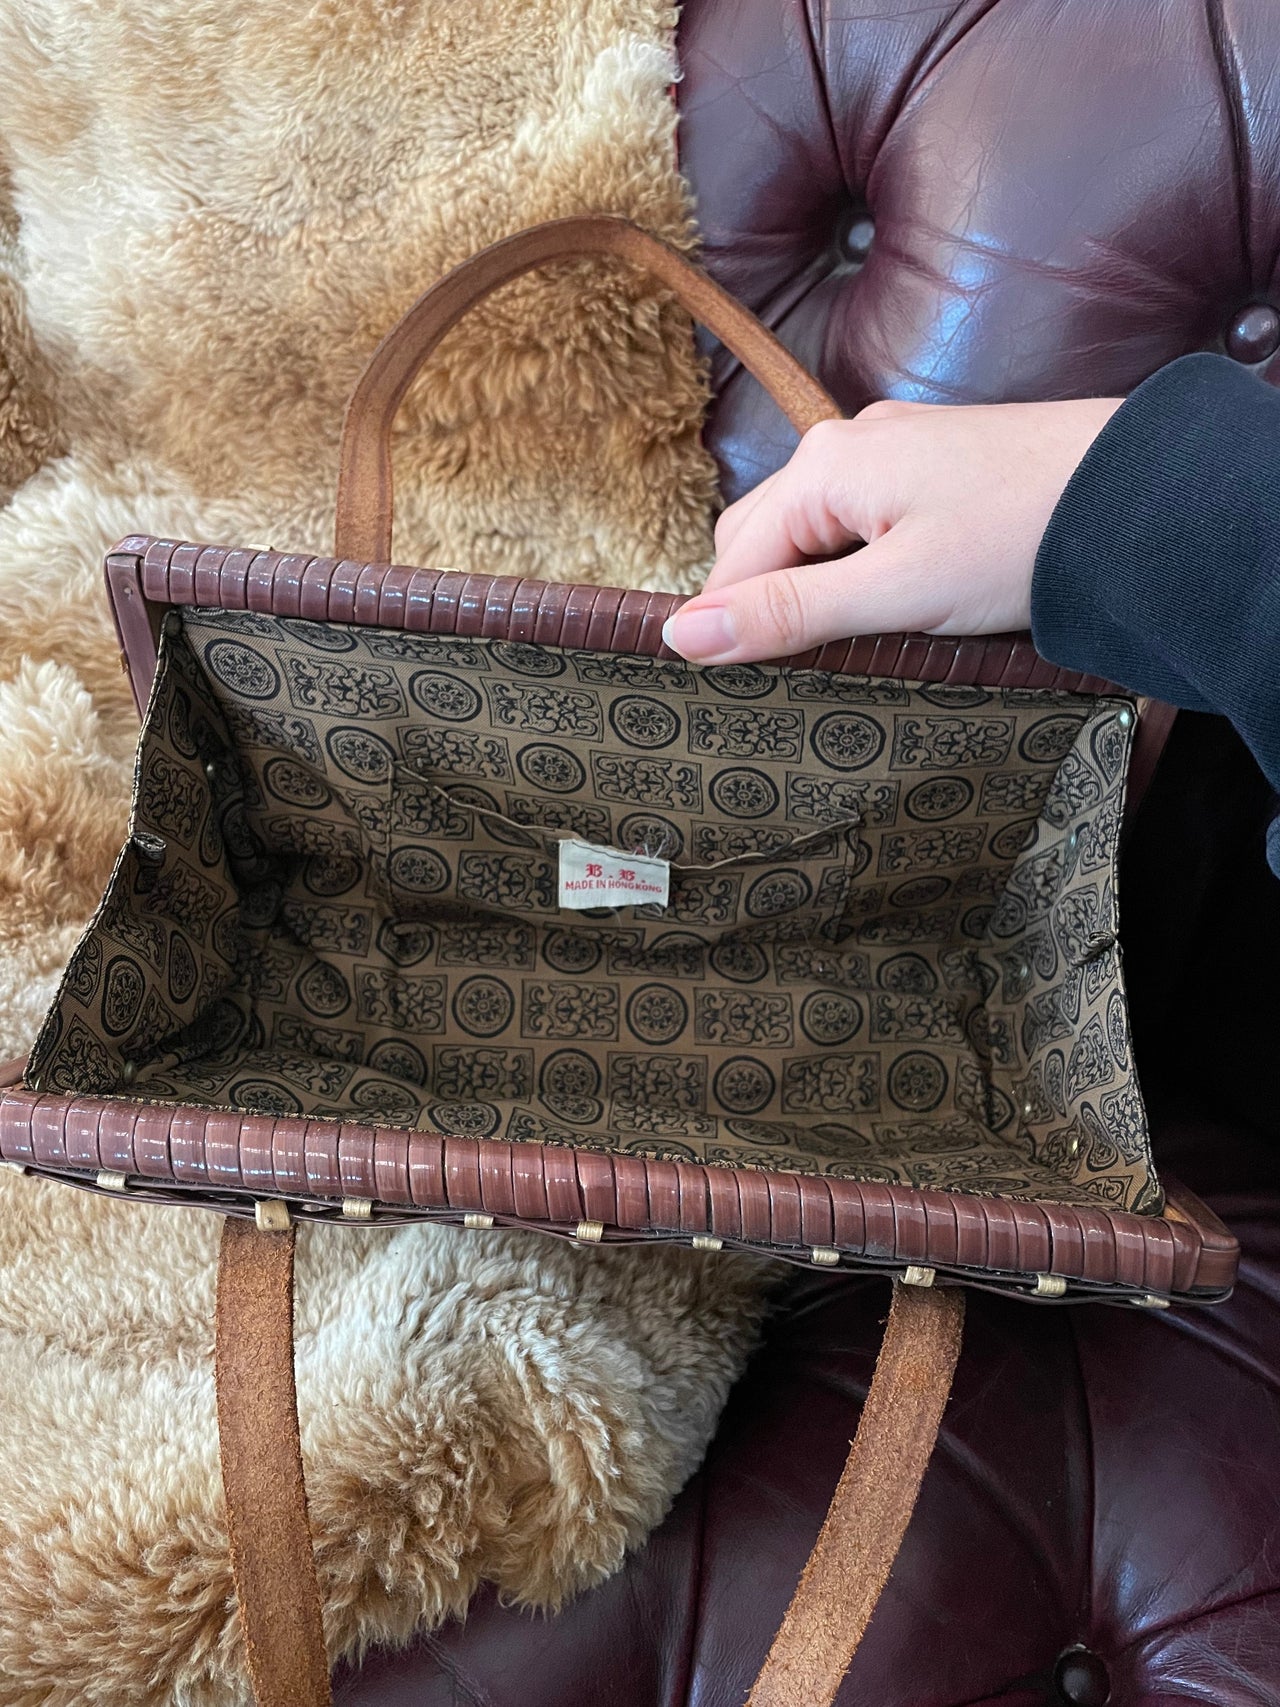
(0, 219, 1238, 1707)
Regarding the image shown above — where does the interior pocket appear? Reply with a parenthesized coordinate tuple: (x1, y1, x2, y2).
(383, 765, 554, 921)
(636, 817, 860, 943)
(384, 763, 860, 943)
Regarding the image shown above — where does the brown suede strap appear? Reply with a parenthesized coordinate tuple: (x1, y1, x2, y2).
(215, 1218, 332, 1707)
(212, 1231, 958, 1707)
(335, 215, 842, 562)
(747, 1282, 966, 1707)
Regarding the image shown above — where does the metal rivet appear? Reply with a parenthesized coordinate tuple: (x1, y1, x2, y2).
(902, 1265, 936, 1288)
(163, 612, 182, 638)
(810, 1246, 840, 1267)
(120, 1059, 137, 1085)
(95, 1169, 129, 1192)
(1033, 1274, 1068, 1297)
(132, 833, 167, 865)
(1117, 707, 1134, 729)
(1023, 1100, 1035, 1118)
(1016, 960, 1030, 980)
(1137, 1293, 1171, 1310)
(691, 1234, 723, 1252)
(840, 212, 876, 264)
(1067, 828, 1079, 851)
(204, 760, 218, 780)
(1226, 302, 1280, 364)
(341, 1197, 373, 1220)
(1068, 1133, 1082, 1157)
(255, 1199, 292, 1232)
(463, 1212, 494, 1230)
(574, 1219, 604, 1243)
(1052, 1646, 1112, 1707)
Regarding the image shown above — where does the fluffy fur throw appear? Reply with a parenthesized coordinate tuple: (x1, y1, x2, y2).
(0, 4, 772, 1701)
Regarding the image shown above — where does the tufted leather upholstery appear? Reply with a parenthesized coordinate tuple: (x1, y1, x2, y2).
(335, 1, 1280, 1700)
(680, 0, 1280, 501)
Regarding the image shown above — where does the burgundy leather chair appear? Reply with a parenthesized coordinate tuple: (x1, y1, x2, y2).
(335, 3, 1280, 1701)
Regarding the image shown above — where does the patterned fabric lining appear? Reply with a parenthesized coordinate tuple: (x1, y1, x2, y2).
(28, 609, 1160, 1212)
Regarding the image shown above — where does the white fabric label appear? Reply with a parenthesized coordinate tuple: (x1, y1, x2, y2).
(557, 839, 670, 909)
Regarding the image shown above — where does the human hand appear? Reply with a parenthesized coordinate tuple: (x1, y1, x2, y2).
(662, 397, 1122, 663)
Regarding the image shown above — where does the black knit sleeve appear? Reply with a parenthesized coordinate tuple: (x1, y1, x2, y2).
(1031, 352, 1280, 871)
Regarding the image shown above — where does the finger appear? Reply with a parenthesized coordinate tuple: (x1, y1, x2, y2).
(711, 469, 782, 561)
(704, 420, 894, 595)
(854, 397, 932, 422)
(703, 466, 865, 595)
(664, 527, 950, 664)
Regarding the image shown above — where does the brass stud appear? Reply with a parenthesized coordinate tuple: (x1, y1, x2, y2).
(574, 1219, 605, 1244)
(341, 1197, 373, 1221)
(691, 1234, 723, 1252)
(810, 1246, 840, 1267)
(1136, 1292, 1171, 1310)
(131, 831, 167, 866)
(120, 1060, 137, 1085)
(254, 1199, 292, 1232)
(902, 1264, 936, 1288)
(1118, 706, 1134, 729)
(463, 1212, 495, 1230)
(1033, 1274, 1068, 1298)
(95, 1170, 129, 1192)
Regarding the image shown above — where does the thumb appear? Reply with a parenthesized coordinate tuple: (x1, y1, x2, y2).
(663, 526, 951, 665)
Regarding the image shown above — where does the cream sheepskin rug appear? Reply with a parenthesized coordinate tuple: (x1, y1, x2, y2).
(0, 4, 774, 1701)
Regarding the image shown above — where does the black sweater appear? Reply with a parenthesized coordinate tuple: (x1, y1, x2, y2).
(1032, 352, 1280, 875)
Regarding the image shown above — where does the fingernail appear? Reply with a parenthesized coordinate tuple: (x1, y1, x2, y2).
(663, 604, 736, 661)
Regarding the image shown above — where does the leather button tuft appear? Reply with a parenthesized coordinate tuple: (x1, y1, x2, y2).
(1226, 303, 1280, 364)
(836, 212, 875, 266)
(1053, 1646, 1111, 1706)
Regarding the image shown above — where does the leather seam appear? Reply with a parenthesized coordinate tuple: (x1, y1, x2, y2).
(417, 1628, 499, 1707)
(1110, 1578, 1280, 1657)
(867, 0, 969, 170)
(1205, 0, 1253, 288)
(1069, 1313, 1099, 1647)
(801, 0, 841, 186)
(869, 0, 1005, 184)
(671, 1459, 712, 1705)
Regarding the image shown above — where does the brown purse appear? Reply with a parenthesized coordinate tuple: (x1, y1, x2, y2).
(0, 218, 1238, 1707)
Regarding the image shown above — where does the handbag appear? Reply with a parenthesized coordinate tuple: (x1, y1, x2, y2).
(0, 217, 1239, 1707)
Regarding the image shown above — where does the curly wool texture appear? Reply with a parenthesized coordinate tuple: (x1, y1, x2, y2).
(0, 4, 769, 1702)
(0, 170, 61, 505)
(0, 1173, 768, 1706)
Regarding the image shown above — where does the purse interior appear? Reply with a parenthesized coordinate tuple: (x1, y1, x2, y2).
(27, 607, 1161, 1213)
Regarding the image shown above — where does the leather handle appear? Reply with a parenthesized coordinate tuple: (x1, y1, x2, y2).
(747, 1282, 965, 1707)
(216, 1219, 332, 1707)
(211, 1232, 957, 1707)
(335, 215, 841, 562)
